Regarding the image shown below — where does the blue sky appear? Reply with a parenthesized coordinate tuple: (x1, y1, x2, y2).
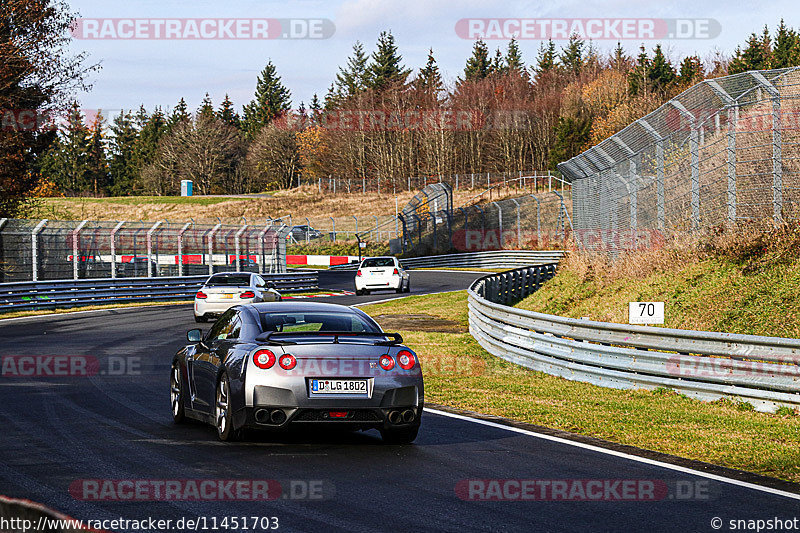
(67, 0, 798, 115)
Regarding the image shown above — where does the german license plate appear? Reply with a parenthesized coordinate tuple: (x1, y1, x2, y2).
(310, 379, 368, 395)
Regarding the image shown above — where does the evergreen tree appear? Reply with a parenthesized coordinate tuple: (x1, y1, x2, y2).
(534, 39, 556, 81)
(676, 55, 704, 88)
(136, 108, 168, 174)
(85, 111, 109, 195)
(168, 98, 190, 129)
(365, 31, 410, 91)
(335, 41, 369, 98)
(628, 46, 650, 95)
(491, 48, 506, 74)
(559, 34, 585, 75)
(610, 42, 629, 71)
(462, 40, 492, 81)
(108, 110, 139, 195)
(549, 116, 592, 170)
(198, 93, 214, 121)
(309, 93, 322, 123)
(40, 102, 91, 194)
(416, 49, 444, 93)
(730, 32, 771, 74)
(773, 20, 800, 68)
(505, 38, 524, 73)
(323, 83, 338, 110)
(217, 94, 240, 128)
(648, 44, 676, 93)
(242, 61, 292, 139)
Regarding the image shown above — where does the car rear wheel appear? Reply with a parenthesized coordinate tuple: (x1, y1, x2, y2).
(215, 373, 240, 441)
(403, 281, 411, 293)
(170, 363, 185, 424)
(380, 426, 419, 444)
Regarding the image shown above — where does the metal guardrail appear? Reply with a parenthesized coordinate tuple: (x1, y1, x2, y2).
(468, 266, 800, 413)
(0, 272, 318, 313)
(329, 250, 565, 271)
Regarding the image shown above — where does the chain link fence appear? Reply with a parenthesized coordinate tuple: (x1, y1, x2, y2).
(0, 218, 289, 283)
(558, 67, 800, 252)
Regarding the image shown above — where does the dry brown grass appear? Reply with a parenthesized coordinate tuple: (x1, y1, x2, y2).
(36, 185, 543, 224)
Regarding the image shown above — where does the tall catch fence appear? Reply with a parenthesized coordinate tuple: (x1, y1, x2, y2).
(559, 67, 800, 252)
(0, 218, 288, 283)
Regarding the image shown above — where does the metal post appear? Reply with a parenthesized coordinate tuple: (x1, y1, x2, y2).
(751, 72, 783, 223)
(72, 220, 88, 280)
(305, 217, 311, 244)
(235, 223, 248, 271)
(177, 222, 191, 277)
(510, 198, 521, 247)
(31, 219, 48, 282)
(727, 107, 738, 224)
(330, 216, 336, 242)
(146, 221, 163, 278)
(110, 221, 124, 279)
(656, 142, 665, 230)
(258, 223, 270, 274)
(207, 223, 221, 275)
(352, 215, 358, 236)
(373, 215, 379, 241)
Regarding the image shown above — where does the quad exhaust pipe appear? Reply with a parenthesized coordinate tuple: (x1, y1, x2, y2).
(387, 409, 416, 425)
(255, 409, 286, 425)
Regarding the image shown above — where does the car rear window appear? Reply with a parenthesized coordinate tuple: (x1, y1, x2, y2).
(361, 258, 395, 268)
(206, 274, 251, 286)
(259, 312, 380, 333)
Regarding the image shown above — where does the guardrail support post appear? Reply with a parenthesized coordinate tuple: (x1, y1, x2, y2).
(31, 219, 47, 282)
(72, 220, 88, 280)
(146, 221, 163, 278)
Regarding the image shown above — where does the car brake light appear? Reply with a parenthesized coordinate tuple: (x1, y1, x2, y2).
(196, 291, 207, 299)
(393, 268, 399, 275)
(356, 270, 362, 277)
(329, 411, 348, 418)
(279, 354, 297, 370)
(253, 349, 276, 369)
(240, 291, 255, 299)
(379, 354, 395, 370)
(397, 350, 416, 370)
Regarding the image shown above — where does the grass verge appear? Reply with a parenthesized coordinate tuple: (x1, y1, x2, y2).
(359, 291, 800, 483)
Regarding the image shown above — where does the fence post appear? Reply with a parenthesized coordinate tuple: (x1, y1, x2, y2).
(431, 211, 437, 252)
(177, 222, 191, 277)
(31, 219, 47, 282)
(528, 195, 541, 243)
(305, 217, 311, 244)
(510, 198, 522, 247)
(72, 220, 88, 280)
(146, 221, 163, 278)
(727, 107, 738, 224)
(235, 223, 248, 271)
(330, 217, 336, 242)
(751, 72, 783, 223)
(373, 215, 379, 241)
(352, 215, 358, 236)
(207, 223, 221, 276)
(671, 101, 700, 229)
(258, 223, 270, 274)
(110, 221, 124, 279)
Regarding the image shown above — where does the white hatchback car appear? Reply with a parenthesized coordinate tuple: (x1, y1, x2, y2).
(355, 256, 410, 295)
(194, 272, 281, 322)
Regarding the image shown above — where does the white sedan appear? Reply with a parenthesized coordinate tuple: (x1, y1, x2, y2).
(194, 272, 281, 322)
(355, 256, 410, 295)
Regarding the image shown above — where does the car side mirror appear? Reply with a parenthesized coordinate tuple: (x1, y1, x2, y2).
(187, 329, 203, 343)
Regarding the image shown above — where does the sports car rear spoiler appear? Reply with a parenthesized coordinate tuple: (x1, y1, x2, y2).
(255, 331, 403, 346)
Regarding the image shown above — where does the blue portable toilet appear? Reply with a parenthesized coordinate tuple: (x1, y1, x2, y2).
(181, 180, 193, 196)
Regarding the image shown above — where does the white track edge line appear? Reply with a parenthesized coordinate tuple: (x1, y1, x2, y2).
(424, 407, 800, 501)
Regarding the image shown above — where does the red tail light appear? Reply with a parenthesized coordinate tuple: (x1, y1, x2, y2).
(329, 411, 348, 418)
(356, 270, 362, 277)
(379, 354, 395, 370)
(195, 291, 207, 299)
(240, 291, 255, 299)
(279, 354, 297, 370)
(393, 268, 399, 275)
(253, 349, 276, 369)
(397, 350, 416, 370)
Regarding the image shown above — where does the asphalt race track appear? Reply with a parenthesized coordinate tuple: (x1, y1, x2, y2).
(1, 270, 798, 532)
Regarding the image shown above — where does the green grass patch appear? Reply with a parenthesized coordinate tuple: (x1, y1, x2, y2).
(359, 290, 800, 483)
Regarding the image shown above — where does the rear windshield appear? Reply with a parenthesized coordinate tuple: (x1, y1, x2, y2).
(259, 311, 380, 333)
(206, 273, 251, 286)
(361, 258, 395, 268)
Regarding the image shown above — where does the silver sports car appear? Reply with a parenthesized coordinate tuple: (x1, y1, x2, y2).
(171, 301, 423, 443)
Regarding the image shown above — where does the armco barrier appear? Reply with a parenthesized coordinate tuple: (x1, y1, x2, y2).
(468, 266, 800, 413)
(329, 250, 565, 270)
(0, 272, 318, 313)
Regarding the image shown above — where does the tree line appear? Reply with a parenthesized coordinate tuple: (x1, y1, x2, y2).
(3, 3, 800, 215)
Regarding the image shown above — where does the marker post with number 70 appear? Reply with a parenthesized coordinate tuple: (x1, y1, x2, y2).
(628, 302, 665, 325)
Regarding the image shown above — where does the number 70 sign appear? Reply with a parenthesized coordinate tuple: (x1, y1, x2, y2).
(628, 302, 665, 325)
